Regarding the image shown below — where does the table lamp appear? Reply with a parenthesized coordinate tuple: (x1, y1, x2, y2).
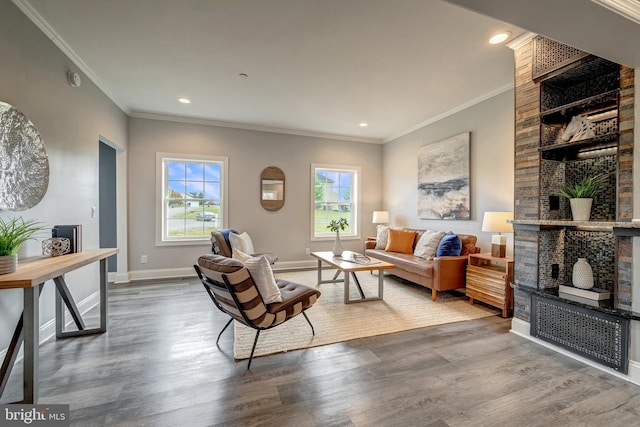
(482, 211, 513, 258)
(372, 211, 389, 225)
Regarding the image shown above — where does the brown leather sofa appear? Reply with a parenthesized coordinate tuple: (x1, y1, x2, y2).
(365, 230, 479, 301)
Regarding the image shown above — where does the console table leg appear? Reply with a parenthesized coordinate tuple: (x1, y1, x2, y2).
(23, 285, 41, 404)
(54, 275, 86, 338)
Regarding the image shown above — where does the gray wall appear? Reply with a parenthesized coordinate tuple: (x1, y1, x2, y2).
(127, 117, 383, 276)
(0, 2, 127, 349)
(383, 89, 515, 253)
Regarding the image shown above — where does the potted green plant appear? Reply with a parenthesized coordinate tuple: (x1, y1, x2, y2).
(327, 218, 349, 256)
(557, 173, 609, 221)
(0, 217, 45, 274)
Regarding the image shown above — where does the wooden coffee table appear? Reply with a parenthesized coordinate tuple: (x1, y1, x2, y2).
(310, 251, 395, 304)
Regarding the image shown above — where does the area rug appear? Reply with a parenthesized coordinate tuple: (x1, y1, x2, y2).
(233, 270, 499, 360)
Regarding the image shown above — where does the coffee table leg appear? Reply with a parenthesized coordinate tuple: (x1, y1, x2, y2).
(344, 271, 350, 303)
(317, 259, 322, 285)
(378, 270, 384, 299)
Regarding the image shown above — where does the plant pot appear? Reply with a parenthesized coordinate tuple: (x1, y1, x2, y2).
(332, 233, 343, 256)
(569, 198, 593, 221)
(0, 254, 18, 274)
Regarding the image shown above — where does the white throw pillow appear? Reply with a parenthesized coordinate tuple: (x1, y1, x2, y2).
(232, 249, 282, 303)
(413, 230, 446, 259)
(229, 231, 255, 255)
(375, 225, 390, 249)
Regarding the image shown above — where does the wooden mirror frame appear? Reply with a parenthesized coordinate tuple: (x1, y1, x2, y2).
(260, 166, 285, 211)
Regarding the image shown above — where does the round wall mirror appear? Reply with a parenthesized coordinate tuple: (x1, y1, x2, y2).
(260, 166, 285, 211)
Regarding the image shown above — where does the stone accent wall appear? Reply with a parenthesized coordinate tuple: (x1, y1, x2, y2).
(618, 66, 635, 221)
(514, 43, 540, 222)
(512, 38, 634, 320)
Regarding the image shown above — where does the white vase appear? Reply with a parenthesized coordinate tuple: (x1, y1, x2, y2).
(569, 198, 593, 221)
(332, 232, 343, 256)
(0, 254, 18, 275)
(572, 258, 594, 289)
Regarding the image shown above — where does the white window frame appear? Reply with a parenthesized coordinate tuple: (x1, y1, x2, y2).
(156, 152, 228, 246)
(310, 163, 361, 241)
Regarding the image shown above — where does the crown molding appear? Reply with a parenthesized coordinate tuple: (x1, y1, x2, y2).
(591, 0, 640, 24)
(13, 0, 129, 114)
(129, 111, 383, 144)
(384, 83, 514, 142)
(506, 32, 537, 51)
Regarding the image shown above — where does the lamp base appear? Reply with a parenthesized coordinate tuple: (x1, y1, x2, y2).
(491, 243, 506, 258)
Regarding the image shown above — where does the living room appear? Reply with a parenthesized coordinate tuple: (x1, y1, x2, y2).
(1, 0, 640, 424)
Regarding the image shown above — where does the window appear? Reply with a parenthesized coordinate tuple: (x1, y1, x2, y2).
(156, 153, 228, 245)
(311, 164, 360, 239)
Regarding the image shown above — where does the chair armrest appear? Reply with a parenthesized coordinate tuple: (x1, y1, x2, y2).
(365, 240, 377, 250)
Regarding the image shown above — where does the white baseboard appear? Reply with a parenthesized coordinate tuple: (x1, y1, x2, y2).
(510, 318, 640, 387)
(122, 260, 318, 283)
(0, 290, 101, 367)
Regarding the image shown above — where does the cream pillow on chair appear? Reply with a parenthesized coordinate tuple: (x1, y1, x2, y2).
(232, 249, 282, 303)
(230, 231, 255, 255)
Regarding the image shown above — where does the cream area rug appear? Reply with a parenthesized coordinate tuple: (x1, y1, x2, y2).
(233, 269, 499, 360)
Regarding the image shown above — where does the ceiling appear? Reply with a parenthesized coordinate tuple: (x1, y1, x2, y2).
(14, 0, 639, 143)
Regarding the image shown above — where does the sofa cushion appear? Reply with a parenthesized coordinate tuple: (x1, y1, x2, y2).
(375, 225, 389, 249)
(458, 234, 478, 256)
(436, 231, 462, 256)
(385, 229, 416, 254)
(414, 230, 445, 259)
(366, 249, 433, 278)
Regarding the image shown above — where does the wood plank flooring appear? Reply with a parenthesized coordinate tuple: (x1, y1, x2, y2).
(3, 277, 640, 426)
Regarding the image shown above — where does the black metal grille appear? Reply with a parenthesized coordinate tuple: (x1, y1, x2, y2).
(531, 294, 629, 373)
(533, 36, 588, 80)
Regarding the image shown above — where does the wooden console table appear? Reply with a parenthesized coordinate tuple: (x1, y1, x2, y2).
(0, 248, 118, 403)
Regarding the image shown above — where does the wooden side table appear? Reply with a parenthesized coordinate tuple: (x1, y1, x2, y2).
(466, 253, 514, 318)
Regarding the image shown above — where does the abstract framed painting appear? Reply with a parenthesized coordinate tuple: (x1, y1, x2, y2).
(417, 132, 470, 220)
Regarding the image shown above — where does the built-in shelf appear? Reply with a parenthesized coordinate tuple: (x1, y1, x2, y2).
(539, 133, 618, 160)
(512, 220, 640, 236)
(540, 90, 619, 123)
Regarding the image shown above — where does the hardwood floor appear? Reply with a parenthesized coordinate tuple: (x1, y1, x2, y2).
(3, 278, 640, 426)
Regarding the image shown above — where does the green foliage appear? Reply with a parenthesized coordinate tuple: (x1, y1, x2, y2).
(0, 217, 45, 256)
(327, 218, 348, 233)
(557, 173, 609, 199)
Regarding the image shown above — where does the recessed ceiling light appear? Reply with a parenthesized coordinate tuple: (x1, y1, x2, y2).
(489, 32, 511, 44)
(359, 122, 368, 127)
(178, 98, 191, 104)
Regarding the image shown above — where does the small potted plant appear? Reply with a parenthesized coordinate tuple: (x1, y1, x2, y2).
(557, 173, 609, 221)
(0, 217, 45, 274)
(327, 218, 349, 256)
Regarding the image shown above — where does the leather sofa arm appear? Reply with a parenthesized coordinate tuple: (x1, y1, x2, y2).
(432, 255, 469, 287)
(365, 240, 376, 250)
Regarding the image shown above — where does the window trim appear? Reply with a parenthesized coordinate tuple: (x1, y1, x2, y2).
(310, 163, 361, 241)
(155, 152, 229, 246)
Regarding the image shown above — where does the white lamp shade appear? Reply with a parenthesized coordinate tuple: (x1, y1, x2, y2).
(372, 211, 389, 224)
(481, 211, 513, 233)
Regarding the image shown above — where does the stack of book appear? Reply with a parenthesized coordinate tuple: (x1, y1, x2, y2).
(558, 284, 610, 308)
(52, 225, 83, 253)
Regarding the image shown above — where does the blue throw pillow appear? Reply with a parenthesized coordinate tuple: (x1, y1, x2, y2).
(436, 232, 462, 257)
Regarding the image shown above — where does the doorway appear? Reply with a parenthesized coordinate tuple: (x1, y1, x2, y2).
(99, 141, 117, 272)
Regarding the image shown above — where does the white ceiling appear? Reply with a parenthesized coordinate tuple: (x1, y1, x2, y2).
(15, 0, 639, 143)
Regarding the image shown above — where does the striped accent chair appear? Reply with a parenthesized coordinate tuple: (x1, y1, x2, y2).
(194, 254, 321, 369)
